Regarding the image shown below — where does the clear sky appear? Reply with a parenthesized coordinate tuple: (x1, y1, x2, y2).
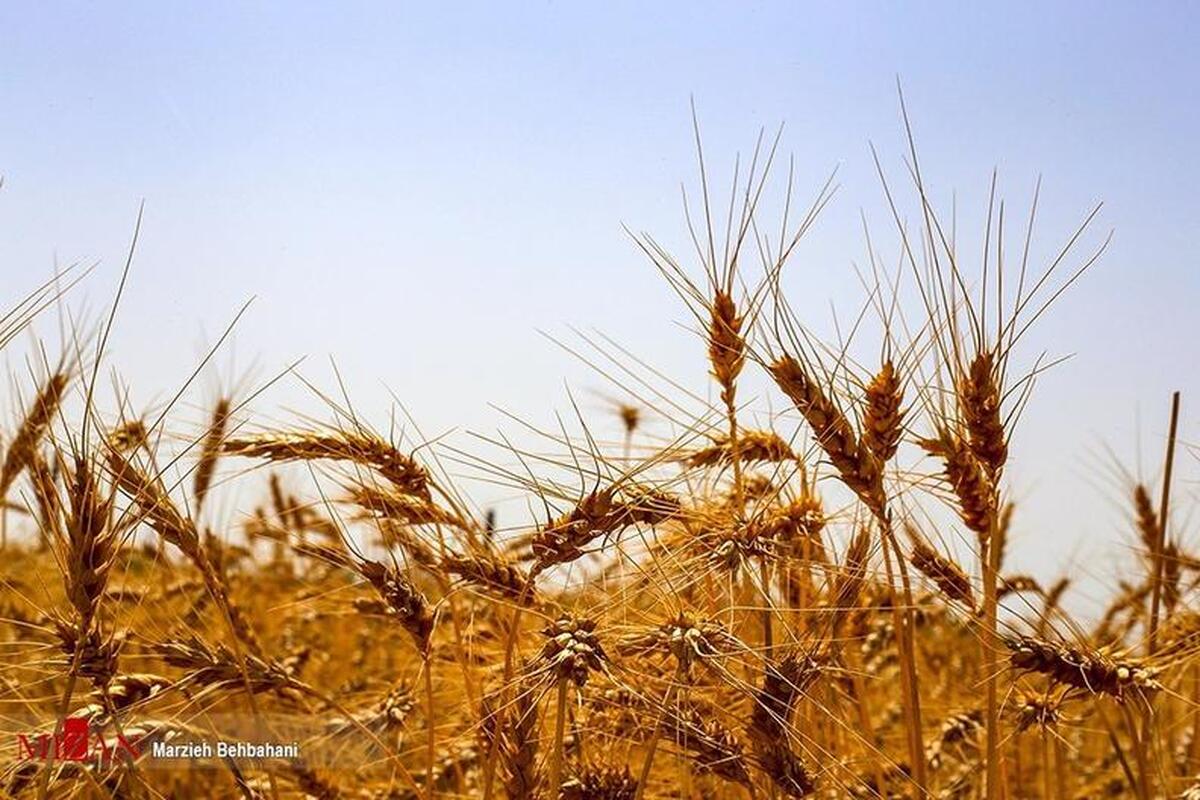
(1, 2, 1198, 610)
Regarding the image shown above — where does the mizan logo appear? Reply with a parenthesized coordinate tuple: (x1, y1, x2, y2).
(17, 717, 142, 765)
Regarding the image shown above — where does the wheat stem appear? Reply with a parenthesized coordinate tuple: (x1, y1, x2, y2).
(425, 659, 436, 800)
(1148, 391, 1182, 656)
(983, 527, 1002, 800)
(548, 678, 569, 798)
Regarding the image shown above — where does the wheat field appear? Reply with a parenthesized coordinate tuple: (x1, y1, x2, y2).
(0, 125, 1193, 800)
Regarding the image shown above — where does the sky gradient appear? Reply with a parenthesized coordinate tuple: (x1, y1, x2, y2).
(1, 2, 1198, 611)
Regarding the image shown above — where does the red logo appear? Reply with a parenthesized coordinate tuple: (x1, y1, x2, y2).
(17, 717, 142, 764)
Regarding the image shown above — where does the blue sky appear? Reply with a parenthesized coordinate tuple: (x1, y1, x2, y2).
(1, 2, 1198, 604)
